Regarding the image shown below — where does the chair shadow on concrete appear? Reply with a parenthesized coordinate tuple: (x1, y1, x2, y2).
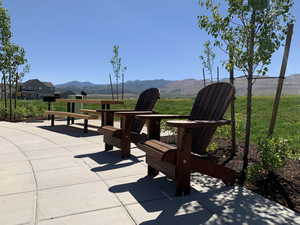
(109, 173, 299, 225)
(38, 124, 99, 137)
(75, 149, 144, 173)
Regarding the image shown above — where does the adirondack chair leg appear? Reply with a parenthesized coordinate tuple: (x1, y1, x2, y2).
(84, 119, 88, 133)
(147, 165, 159, 178)
(121, 116, 133, 158)
(51, 115, 55, 126)
(105, 144, 113, 151)
(175, 128, 192, 196)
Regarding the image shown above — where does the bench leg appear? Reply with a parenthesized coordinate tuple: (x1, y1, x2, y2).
(84, 119, 88, 133)
(67, 117, 70, 125)
(101, 104, 105, 127)
(48, 102, 51, 120)
(71, 103, 75, 124)
(51, 115, 55, 126)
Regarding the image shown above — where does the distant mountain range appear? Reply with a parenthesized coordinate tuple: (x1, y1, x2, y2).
(55, 74, 300, 97)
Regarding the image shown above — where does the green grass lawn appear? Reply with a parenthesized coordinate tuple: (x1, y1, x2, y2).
(1, 96, 300, 152)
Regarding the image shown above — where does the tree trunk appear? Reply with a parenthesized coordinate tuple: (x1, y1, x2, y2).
(0, 76, 3, 101)
(241, 10, 256, 184)
(202, 68, 206, 87)
(109, 73, 114, 100)
(3, 74, 7, 110)
(8, 70, 12, 121)
(122, 72, 124, 100)
(14, 74, 18, 120)
(229, 50, 236, 156)
(116, 76, 119, 100)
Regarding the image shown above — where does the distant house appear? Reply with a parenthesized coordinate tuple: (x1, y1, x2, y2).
(21, 79, 55, 99)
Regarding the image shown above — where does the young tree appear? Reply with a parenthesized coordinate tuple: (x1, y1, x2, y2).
(0, 1, 12, 110)
(110, 45, 127, 100)
(200, 41, 216, 82)
(3, 43, 27, 120)
(198, 0, 294, 183)
(14, 63, 30, 117)
(0, 1, 27, 120)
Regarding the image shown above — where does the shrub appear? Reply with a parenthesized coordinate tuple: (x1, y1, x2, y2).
(14, 106, 29, 120)
(247, 136, 291, 182)
(216, 113, 244, 140)
(0, 104, 7, 120)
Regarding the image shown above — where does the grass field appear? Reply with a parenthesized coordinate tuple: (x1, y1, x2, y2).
(1, 96, 300, 152)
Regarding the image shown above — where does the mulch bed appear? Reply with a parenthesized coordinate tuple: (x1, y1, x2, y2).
(208, 138, 300, 213)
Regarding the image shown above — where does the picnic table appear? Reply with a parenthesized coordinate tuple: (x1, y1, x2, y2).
(54, 99, 124, 126)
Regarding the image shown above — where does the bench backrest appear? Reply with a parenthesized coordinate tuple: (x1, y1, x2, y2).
(131, 88, 160, 133)
(189, 82, 235, 154)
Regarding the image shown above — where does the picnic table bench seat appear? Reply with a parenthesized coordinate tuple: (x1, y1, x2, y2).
(44, 110, 90, 133)
(79, 109, 102, 119)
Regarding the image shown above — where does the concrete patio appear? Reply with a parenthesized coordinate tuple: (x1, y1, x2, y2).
(0, 120, 299, 225)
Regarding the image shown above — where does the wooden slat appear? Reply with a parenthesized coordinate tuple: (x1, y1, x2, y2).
(45, 111, 90, 119)
(56, 99, 124, 104)
(115, 111, 153, 116)
(80, 109, 102, 114)
(166, 120, 231, 128)
(96, 109, 135, 113)
(136, 114, 190, 119)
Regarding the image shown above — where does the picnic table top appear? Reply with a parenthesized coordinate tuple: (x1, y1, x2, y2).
(55, 99, 124, 104)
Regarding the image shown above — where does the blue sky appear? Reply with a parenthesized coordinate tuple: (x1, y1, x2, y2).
(3, 0, 300, 84)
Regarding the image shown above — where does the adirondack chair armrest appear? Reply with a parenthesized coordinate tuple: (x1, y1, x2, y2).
(166, 119, 231, 128)
(115, 111, 154, 117)
(136, 114, 190, 120)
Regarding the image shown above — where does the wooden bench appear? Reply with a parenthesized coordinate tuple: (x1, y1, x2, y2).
(80, 109, 101, 119)
(45, 111, 90, 133)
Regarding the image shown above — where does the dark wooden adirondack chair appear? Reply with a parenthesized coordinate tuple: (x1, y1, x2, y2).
(99, 88, 160, 158)
(136, 83, 235, 196)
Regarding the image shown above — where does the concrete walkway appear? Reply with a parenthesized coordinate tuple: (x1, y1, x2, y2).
(0, 120, 299, 225)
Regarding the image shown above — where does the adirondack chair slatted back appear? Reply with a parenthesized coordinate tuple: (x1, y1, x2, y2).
(190, 83, 235, 154)
(131, 88, 160, 133)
